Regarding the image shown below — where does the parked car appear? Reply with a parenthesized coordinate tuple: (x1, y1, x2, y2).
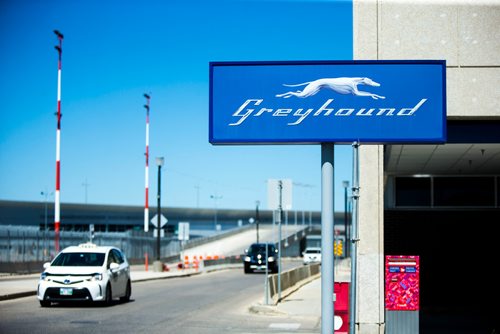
(243, 243, 278, 274)
(37, 243, 131, 307)
(302, 247, 322, 265)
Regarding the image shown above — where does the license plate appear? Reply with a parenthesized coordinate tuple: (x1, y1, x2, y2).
(60, 288, 73, 296)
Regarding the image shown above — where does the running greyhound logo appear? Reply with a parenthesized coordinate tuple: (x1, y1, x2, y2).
(275, 77, 385, 100)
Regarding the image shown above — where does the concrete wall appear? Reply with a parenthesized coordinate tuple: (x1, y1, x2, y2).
(353, 1, 500, 333)
(354, 0, 500, 118)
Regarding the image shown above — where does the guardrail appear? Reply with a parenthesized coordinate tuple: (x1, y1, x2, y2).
(182, 224, 253, 250)
(201, 255, 243, 272)
(268, 263, 320, 304)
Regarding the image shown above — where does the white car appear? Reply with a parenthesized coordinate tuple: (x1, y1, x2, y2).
(302, 247, 322, 265)
(37, 243, 131, 307)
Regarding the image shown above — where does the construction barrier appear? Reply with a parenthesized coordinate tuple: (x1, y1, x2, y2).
(334, 282, 349, 334)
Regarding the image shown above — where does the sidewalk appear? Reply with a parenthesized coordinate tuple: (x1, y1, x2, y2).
(249, 259, 351, 318)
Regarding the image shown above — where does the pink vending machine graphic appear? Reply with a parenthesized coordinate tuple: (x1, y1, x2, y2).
(385, 255, 419, 311)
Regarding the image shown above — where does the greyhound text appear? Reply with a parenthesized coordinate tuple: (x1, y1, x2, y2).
(228, 98, 427, 126)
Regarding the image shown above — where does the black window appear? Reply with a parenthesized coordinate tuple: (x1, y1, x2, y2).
(52, 252, 105, 267)
(395, 177, 431, 207)
(434, 177, 495, 207)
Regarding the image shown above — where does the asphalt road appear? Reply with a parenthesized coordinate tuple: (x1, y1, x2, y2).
(0, 261, 320, 334)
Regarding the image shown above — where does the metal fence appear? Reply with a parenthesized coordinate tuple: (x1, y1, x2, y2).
(0, 225, 181, 264)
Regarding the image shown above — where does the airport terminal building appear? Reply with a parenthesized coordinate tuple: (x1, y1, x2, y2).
(354, 1, 499, 332)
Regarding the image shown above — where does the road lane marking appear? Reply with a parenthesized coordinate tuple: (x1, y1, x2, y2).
(269, 323, 301, 330)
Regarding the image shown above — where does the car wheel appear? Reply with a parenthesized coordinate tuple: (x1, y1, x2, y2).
(120, 280, 131, 303)
(40, 300, 51, 307)
(105, 284, 112, 305)
(244, 264, 251, 274)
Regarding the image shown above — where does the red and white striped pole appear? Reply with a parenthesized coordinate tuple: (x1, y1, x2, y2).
(54, 30, 63, 253)
(144, 94, 151, 232)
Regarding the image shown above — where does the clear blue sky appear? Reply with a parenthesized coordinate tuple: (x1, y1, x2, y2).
(0, 0, 353, 212)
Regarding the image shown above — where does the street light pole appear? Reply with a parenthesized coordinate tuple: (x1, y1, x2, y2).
(41, 190, 52, 261)
(143, 93, 151, 232)
(155, 157, 164, 262)
(210, 194, 222, 231)
(255, 200, 260, 243)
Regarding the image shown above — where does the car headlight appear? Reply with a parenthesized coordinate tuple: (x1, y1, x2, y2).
(268, 257, 275, 262)
(244, 256, 251, 262)
(90, 273, 103, 281)
(40, 272, 48, 281)
(257, 254, 262, 259)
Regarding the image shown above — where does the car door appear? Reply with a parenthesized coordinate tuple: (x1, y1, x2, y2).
(110, 249, 127, 296)
(107, 250, 122, 297)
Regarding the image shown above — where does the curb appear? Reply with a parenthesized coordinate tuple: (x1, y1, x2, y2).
(131, 270, 202, 283)
(0, 265, 229, 302)
(0, 291, 37, 302)
(248, 303, 288, 316)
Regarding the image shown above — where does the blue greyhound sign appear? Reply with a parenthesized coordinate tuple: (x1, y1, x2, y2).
(209, 60, 446, 144)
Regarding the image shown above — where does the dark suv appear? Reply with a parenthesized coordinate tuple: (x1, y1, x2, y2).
(243, 243, 278, 274)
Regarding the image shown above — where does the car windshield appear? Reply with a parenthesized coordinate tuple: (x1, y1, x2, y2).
(305, 249, 321, 254)
(248, 244, 275, 254)
(51, 252, 105, 267)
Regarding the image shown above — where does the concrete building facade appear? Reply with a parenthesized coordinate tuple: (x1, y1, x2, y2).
(353, 1, 500, 333)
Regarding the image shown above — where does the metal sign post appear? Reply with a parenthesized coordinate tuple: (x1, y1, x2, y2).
(321, 143, 335, 334)
(349, 142, 360, 334)
(277, 180, 283, 302)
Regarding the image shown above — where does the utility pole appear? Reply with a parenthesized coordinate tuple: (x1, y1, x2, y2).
(343, 180, 350, 257)
(82, 178, 90, 204)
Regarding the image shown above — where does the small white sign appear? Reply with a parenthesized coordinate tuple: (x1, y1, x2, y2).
(178, 222, 190, 241)
(151, 214, 168, 228)
(153, 228, 164, 238)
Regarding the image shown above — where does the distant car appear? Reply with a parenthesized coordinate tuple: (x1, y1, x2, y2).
(37, 243, 131, 307)
(243, 243, 278, 274)
(302, 247, 322, 265)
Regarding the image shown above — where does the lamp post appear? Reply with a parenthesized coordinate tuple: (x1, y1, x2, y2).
(343, 180, 349, 257)
(210, 194, 222, 231)
(255, 200, 260, 243)
(143, 94, 151, 232)
(155, 157, 164, 267)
